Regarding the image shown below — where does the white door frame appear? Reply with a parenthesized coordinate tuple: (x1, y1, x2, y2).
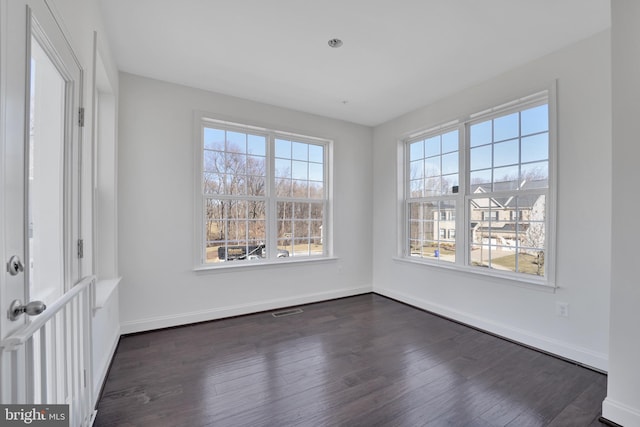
(1, 0, 84, 405)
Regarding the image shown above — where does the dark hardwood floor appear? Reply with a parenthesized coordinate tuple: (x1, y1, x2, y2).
(94, 294, 608, 427)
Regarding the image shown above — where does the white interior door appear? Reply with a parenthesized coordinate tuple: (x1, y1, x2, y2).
(1, 0, 83, 403)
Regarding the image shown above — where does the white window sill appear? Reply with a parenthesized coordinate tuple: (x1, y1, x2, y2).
(392, 256, 557, 292)
(94, 277, 121, 310)
(194, 256, 338, 273)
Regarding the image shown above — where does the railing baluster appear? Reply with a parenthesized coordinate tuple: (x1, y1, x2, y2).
(25, 336, 34, 404)
(39, 325, 48, 403)
(0, 276, 95, 423)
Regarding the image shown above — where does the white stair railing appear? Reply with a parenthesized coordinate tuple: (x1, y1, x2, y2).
(0, 275, 96, 427)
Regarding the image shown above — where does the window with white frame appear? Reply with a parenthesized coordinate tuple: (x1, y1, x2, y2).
(407, 129, 459, 262)
(404, 90, 554, 284)
(197, 118, 329, 266)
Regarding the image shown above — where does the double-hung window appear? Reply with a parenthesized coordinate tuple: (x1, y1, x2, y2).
(197, 117, 330, 267)
(404, 89, 555, 285)
(407, 128, 460, 263)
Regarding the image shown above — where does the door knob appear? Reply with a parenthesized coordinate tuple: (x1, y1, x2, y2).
(8, 299, 46, 321)
(7, 255, 24, 276)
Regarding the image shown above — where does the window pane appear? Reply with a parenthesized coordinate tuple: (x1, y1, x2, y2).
(410, 140, 424, 161)
(247, 134, 266, 155)
(424, 158, 439, 178)
(293, 202, 310, 220)
(441, 174, 458, 195)
(441, 152, 458, 175)
(309, 144, 324, 163)
(410, 179, 423, 198)
(309, 181, 324, 199)
(521, 133, 548, 163)
(470, 121, 491, 147)
(277, 201, 293, 223)
(424, 178, 441, 197)
(493, 139, 519, 167)
(275, 138, 291, 158)
(410, 160, 424, 180)
(521, 161, 548, 185)
(493, 165, 519, 189)
(494, 112, 519, 142)
(226, 131, 246, 153)
(292, 239, 311, 257)
(275, 158, 291, 178)
(228, 173, 247, 195)
(294, 220, 309, 236)
(247, 175, 266, 196)
(441, 130, 458, 153)
(276, 178, 292, 197)
(292, 142, 308, 161)
(247, 155, 265, 179)
(470, 145, 492, 171)
(521, 104, 548, 136)
(437, 200, 456, 262)
(203, 172, 224, 194)
(292, 180, 308, 198)
(204, 128, 225, 150)
(309, 162, 323, 181)
(470, 169, 491, 186)
(292, 160, 308, 180)
(425, 136, 440, 157)
(223, 151, 246, 176)
(203, 150, 222, 173)
(310, 202, 323, 220)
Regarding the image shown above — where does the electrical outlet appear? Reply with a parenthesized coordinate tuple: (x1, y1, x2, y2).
(556, 302, 569, 318)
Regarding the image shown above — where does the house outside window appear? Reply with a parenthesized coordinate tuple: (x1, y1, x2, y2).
(196, 117, 330, 267)
(403, 89, 555, 285)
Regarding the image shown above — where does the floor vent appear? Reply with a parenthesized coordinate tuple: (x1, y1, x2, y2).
(271, 308, 303, 318)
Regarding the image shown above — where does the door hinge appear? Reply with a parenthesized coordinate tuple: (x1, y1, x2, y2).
(78, 107, 85, 127)
(77, 239, 84, 259)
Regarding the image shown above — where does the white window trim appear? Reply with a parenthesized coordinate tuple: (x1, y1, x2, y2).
(193, 113, 333, 270)
(398, 83, 557, 288)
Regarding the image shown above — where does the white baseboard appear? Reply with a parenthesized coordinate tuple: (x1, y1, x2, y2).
(374, 286, 608, 372)
(120, 286, 372, 335)
(602, 397, 640, 427)
(93, 327, 120, 405)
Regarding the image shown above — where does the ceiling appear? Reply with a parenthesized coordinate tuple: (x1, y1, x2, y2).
(98, 0, 610, 127)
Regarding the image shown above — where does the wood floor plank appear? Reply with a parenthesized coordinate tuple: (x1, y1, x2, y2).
(94, 294, 608, 427)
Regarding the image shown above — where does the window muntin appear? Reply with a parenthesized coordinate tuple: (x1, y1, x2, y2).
(199, 120, 329, 265)
(403, 92, 553, 284)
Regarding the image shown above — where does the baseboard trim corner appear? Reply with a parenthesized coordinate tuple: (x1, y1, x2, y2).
(374, 287, 608, 372)
(602, 397, 640, 427)
(119, 286, 372, 335)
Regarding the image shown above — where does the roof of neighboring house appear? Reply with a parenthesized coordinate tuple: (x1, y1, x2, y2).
(473, 223, 530, 233)
(470, 179, 546, 210)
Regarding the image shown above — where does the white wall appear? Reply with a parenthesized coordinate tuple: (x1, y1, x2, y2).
(372, 31, 611, 371)
(117, 73, 373, 333)
(603, 1, 640, 425)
